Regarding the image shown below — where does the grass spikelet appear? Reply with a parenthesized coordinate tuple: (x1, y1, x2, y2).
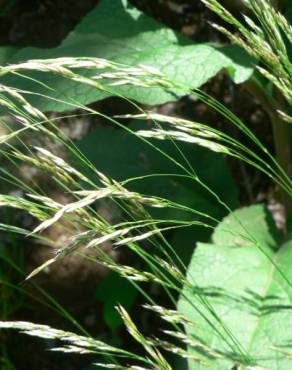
(150, 337, 206, 363)
(136, 128, 231, 154)
(143, 304, 194, 326)
(201, 0, 292, 104)
(0, 321, 141, 360)
(0, 194, 49, 220)
(120, 112, 221, 139)
(113, 226, 177, 247)
(32, 184, 167, 234)
(97, 262, 163, 284)
(116, 306, 173, 370)
(163, 330, 223, 359)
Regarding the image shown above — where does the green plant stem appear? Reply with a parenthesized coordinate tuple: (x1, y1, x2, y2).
(244, 80, 292, 216)
(271, 111, 292, 213)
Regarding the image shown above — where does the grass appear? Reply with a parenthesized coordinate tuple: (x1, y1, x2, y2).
(0, 0, 291, 369)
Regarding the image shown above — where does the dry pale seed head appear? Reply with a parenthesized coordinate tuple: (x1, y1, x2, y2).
(0, 194, 48, 220)
(138, 64, 163, 76)
(32, 188, 112, 233)
(122, 112, 220, 139)
(116, 306, 144, 344)
(0, 128, 26, 144)
(14, 115, 39, 130)
(277, 110, 292, 124)
(22, 104, 45, 119)
(155, 257, 186, 282)
(92, 65, 170, 89)
(93, 364, 151, 370)
(243, 15, 263, 35)
(143, 304, 193, 326)
(137, 129, 230, 154)
(71, 74, 105, 89)
(276, 12, 292, 44)
(86, 229, 128, 248)
(26, 258, 56, 280)
(13, 151, 75, 184)
(27, 194, 62, 209)
(93, 365, 127, 370)
(0, 86, 47, 121)
(163, 330, 222, 358)
(0, 320, 128, 356)
(98, 262, 159, 283)
(33, 146, 90, 183)
(113, 226, 178, 247)
(76, 188, 166, 208)
(116, 305, 171, 369)
(51, 345, 95, 354)
(151, 338, 206, 363)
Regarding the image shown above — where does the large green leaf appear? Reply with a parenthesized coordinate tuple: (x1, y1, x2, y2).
(95, 272, 139, 330)
(77, 120, 238, 222)
(178, 205, 292, 369)
(0, 46, 17, 65)
(0, 0, 254, 112)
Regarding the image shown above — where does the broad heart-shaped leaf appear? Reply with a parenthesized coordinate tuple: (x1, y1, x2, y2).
(0, 0, 254, 112)
(77, 120, 238, 222)
(178, 205, 292, 370)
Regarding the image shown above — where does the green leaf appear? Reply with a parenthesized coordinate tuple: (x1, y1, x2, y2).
(0, 0, 254, 112)
(95, 272, 138, 330)
(178, 204, 292, 369)
(77, 120, 238, 222)
(0, 46, 18, 65)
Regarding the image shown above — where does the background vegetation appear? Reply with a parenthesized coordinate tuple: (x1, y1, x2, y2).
(0, 0, 291, 369)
